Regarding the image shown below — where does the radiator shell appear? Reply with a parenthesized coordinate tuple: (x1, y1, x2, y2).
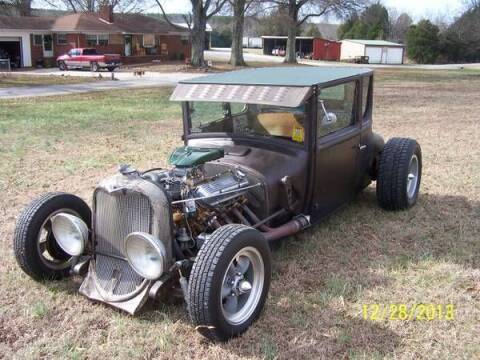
(79, 173, 173, 313)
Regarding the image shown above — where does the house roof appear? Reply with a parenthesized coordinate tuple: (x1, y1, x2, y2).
(0, 15, 55, 30)
(0, 12, 187, 34)
(342, 39, 404, 47)
(180, 66, 372, 87)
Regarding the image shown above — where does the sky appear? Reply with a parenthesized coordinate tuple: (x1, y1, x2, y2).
(153, 0, 465, 20)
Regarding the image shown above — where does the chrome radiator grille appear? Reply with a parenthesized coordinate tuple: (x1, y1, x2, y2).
(95, 190, 152, 257)
(94, 190, 152, 296)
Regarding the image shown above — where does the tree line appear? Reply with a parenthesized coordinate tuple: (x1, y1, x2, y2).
(338, 1, 480, 64)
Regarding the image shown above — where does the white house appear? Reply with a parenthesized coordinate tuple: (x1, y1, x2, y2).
(341, 39, 405, 64)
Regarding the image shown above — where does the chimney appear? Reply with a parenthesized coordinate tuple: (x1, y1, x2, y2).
(99, 5, 114, 23)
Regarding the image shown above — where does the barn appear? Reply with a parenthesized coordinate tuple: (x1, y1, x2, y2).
(312, 38, 341, 61)
(340, 39, 405, 64)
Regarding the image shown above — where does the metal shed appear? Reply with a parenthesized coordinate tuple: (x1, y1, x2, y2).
(340, 39, 405, 64)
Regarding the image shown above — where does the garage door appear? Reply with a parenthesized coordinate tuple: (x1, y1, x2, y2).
(365, 47, 382, 64)
(386, 47, 403, 64)
(0, 37, 22, 68)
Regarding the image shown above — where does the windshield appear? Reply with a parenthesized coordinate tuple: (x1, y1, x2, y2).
(188, 102, 306, 144)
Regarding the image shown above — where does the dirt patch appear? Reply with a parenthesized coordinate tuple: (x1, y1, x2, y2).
(0, 73, 103, 88)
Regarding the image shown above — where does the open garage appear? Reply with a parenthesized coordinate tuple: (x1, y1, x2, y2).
(0, 37, 22, 68)
(262, 36, 314, 56)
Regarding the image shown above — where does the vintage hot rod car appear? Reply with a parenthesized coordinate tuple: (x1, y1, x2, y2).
(13, 67, 422, 341)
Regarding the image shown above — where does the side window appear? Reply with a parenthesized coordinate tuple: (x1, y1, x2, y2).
(189, 102, 229, 133)
(362, 76, 371, 118)
(317, 81, 356, 138)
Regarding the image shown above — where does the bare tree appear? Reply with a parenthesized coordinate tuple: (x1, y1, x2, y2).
(229, 0, 255, 66)
(0, 0, 32, 15)
(463, 0, 480, 10)
(156, 0, 228, 67)
(389, 11, 412, 43)
(272, 0, 363, 63)
(39, 0, 146, 13)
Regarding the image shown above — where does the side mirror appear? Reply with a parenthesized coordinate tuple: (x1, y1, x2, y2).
(322, 112, 337, 126)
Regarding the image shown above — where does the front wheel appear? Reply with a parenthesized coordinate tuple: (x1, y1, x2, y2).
(376, 137, 422, 210)
(13, 192, 91, 281)
(58, 61, 67, 71)
(187, 224, 271, 342)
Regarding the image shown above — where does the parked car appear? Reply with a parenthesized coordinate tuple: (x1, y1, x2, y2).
(57, 48, 121, 72)
(354, 55, 370, 64)
(13, 67, 422, 342)
(271, 47, 286, 56)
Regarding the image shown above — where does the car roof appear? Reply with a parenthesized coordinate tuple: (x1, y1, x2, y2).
(180, 66, 372, 87)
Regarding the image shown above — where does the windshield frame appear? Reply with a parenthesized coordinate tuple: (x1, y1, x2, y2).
(183, 99, 313, 150)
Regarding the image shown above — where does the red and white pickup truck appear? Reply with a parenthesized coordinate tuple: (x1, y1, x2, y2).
(57, 48, 121, 72)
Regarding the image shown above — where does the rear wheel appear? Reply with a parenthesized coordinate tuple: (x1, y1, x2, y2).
(90, 62, 99, 72)
(376, 138, 422, 210)
(188, 224, 271, 341)
(13, 192, 91, 281)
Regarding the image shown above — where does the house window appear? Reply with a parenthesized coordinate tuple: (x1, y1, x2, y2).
(181, 34, 189, 45)
(98, 34, 109, 46)
(57, 34, 68, 45)
(33, 34, 43, 46)
(143, 33, 155, 48)
(86, 34, 109, 46)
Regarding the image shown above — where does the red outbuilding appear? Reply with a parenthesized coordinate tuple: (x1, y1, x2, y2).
(312, 38, 341, 61)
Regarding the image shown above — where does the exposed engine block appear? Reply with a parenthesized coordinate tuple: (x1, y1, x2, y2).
(195, 173, 250, 206)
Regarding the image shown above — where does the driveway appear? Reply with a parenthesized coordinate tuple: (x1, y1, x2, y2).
(0, 71, 206, 99)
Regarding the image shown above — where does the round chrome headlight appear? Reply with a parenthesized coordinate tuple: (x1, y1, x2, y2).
(51, 213, 88, 256)
(124, 232, 167, 280)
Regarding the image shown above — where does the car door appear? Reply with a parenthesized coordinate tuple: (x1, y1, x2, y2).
(67, 49, 80, 67)
(311, 80, 361, 218)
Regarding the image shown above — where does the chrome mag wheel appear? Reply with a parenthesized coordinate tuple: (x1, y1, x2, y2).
(407, 154, 419, 199)
(220, 246, 265, 325)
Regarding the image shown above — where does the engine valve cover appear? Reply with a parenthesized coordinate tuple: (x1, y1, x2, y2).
(195, 174, 249, 206)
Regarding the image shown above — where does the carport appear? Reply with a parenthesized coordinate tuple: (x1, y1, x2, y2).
(261, 36, 314, 56)
(0, 36, 22, 68)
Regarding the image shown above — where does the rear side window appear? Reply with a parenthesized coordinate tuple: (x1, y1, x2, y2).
(317, 81, 356, 137)
(83, 49, 98, 55)
(362, 76, 371, 117)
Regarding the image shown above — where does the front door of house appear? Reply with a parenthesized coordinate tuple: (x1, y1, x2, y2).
(42, 34, 53, 58)
(124, 35, 132, 56)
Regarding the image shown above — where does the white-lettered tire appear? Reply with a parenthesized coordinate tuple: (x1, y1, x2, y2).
(187, 224, 271, 341)
(13, 192, 91, 281)
(376, 137, 422, 210)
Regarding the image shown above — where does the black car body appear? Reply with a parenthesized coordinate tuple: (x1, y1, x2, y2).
(14, 67, 422, 342)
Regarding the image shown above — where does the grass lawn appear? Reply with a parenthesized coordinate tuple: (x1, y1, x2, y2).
(0, 74, 102, 88)
(0, 69, 479, 359)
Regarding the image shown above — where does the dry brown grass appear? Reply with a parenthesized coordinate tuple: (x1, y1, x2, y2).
(0, 73, 102, 88)
(0, 68, 479, 359)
